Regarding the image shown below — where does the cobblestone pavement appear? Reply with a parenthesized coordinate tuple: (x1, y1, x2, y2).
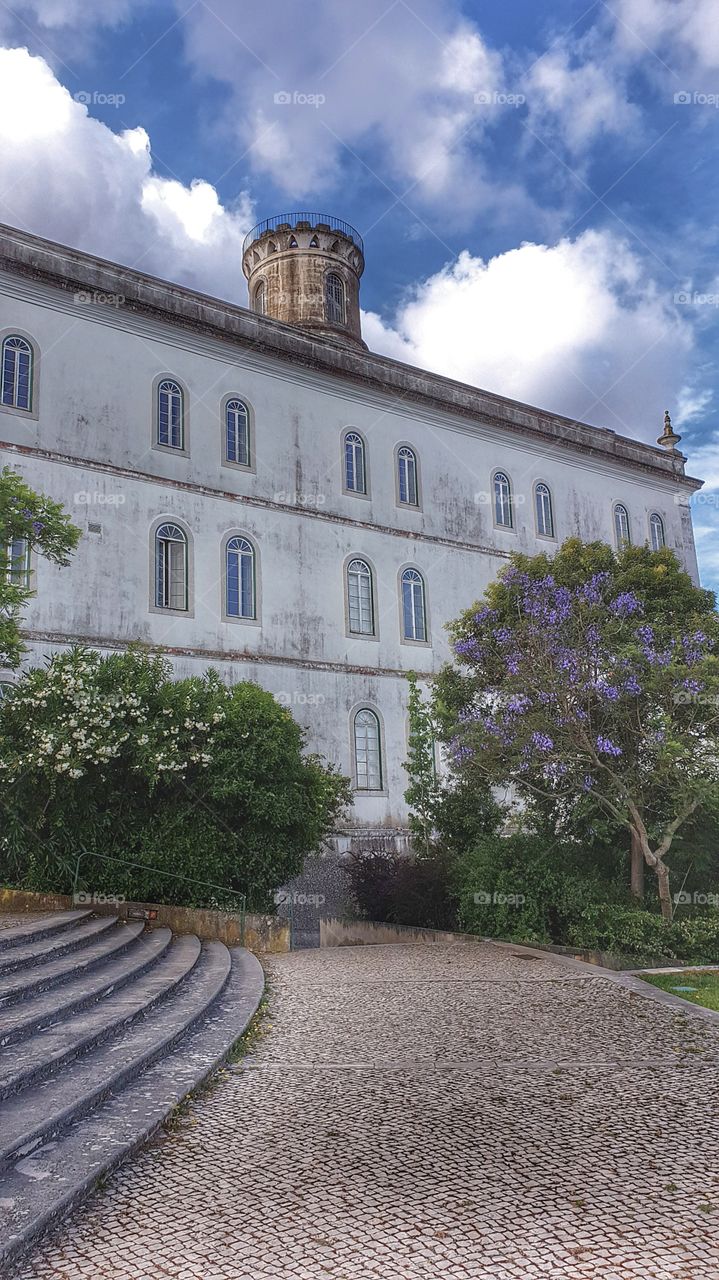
(15, 941, 719, 1280)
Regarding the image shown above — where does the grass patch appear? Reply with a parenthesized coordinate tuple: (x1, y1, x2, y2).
(640, 969, 719, 1011)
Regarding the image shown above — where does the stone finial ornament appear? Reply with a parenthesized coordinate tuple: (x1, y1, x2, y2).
(657, 409, 682, 452)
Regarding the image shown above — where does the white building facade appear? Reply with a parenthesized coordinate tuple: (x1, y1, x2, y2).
(0, 216, 702, 845)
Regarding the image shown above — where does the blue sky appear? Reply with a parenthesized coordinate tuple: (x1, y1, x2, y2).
(0, 0, 717, 586)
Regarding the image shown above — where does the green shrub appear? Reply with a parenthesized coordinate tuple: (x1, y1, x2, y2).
(568, 905, 719, 963)
(0, 648, 350, 910)
(455, 833, 623, 944)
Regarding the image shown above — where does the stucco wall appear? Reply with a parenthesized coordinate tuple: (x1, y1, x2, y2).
(0, 262, 702, 827)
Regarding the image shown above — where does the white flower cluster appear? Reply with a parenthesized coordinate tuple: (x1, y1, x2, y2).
(0, 654, 229, 786)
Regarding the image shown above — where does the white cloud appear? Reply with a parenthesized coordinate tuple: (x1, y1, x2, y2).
(365, 229, 694, 440)
(527, 48, 641, 153)
(176, 0, 512, 206)
(611, 0, 719, 76)
(0, 47, 254, 300)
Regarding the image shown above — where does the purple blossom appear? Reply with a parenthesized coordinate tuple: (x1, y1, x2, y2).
(610, 592, 643, 617)
(531, 731, 554, 754)
(596, 735, 622, 757)
(580, 573, 610, 605)
(492, 627, 513, 646)
(506, 694, 531, 715)
(582, 775, 594, 791)
(505, 654, 521, 675)
(623, 674, 643, 696)
(473, 606, 497, 624)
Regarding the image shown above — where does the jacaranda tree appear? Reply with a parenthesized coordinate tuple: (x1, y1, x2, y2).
(435, 540, 719, 922)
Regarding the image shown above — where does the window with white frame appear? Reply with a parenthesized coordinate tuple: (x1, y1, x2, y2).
(353, 708, 383, 790)
(157, 380, 184, 450)
(155, 523, 188, 611)
(535, 482, 554, 537)
(225, 399, 250, 467)
(614, 503, 631, 548)
(649, 512, 666, 551)
(226, 536, 256, 619)
(5, 537, 30, 588)
(397, 446, 419, 506)
(347, 558, 375, 635)
(494, 472, 512, 528)
(1, 336, 33, 411)
(325, 272, 346, 324)
(344, 431, 366, 494)
(401, 567, 427, 641)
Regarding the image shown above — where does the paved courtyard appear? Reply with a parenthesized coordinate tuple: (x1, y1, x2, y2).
(15, 940, 719, 1279)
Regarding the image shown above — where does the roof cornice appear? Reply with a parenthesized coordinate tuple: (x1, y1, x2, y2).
(0, 221, 702, 491)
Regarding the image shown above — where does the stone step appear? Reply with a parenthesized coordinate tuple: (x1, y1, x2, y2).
(0, 926, 172, 1046)
(0, 939, 232, 1172)
(0, 934, 201, 1101)
(0, 915, 119, 976)
(0, 909, 94, 951)
(0, 947, 264, 1270)
(0, 919, 147, 1010)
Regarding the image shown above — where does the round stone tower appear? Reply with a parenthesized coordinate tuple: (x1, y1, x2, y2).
(241, 213, 365, 347)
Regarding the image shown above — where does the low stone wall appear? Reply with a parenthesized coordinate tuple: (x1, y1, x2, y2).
(0, 888, 289, 954)
(319, 918, 476, 948)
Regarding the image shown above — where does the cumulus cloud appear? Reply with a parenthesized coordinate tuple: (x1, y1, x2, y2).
(364, 229, 693, 439)
(0, 47, 254, 300)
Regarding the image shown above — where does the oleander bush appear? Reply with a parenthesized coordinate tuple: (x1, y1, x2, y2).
(0, 647, 350, 911)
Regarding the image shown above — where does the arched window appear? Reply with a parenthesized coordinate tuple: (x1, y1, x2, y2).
(397, 446, 419, 506)
(347, 558, 375, 635)
(649, 512, 666, 551)
(325, 272, 346, 325)
(353, 708, 383, 790)
(344, 431, 366, 494)
(157, 380, 184, 450)
(5, 537, 30, 588)
(254, 279, 266, 315)
(1, 335, 33, 411)
(226, 536, 256, 619)
(535, 482, 554, 537)
(614, 503, 631, 548)
(494, 472, 512, 528)
(225, 399, 250, 467)
(401, 567, 427, 642)
(155, 523, 188, 611)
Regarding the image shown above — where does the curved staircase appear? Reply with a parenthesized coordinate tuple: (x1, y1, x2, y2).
(0, 909, 264, 1270)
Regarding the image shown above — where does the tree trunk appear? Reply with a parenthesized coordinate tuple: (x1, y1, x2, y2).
(656, 860, 674, 923)
(630, 829, 644, 900)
